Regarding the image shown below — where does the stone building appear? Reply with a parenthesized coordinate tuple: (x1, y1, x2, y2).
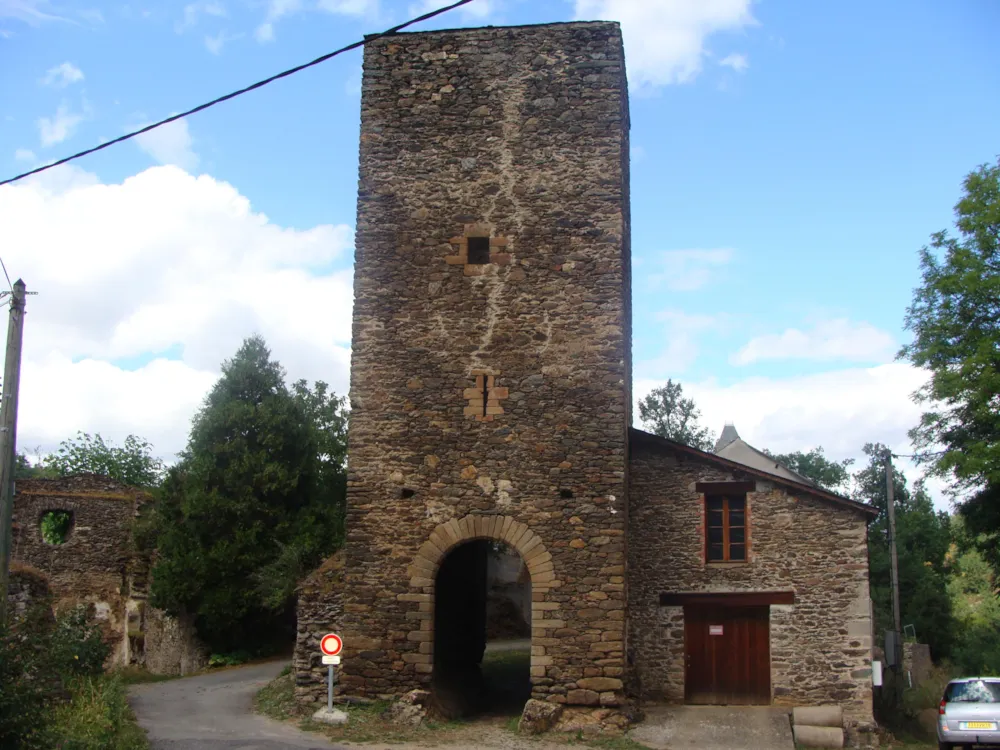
(295, 18, 877, 733)
(10, 475, 207, 675)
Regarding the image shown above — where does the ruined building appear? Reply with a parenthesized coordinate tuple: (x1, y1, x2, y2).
(295, 20, 877, 732)
(10, 475, 207, 675)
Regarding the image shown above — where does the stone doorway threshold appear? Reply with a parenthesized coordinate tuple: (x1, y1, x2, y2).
(629, 705, 795, 750)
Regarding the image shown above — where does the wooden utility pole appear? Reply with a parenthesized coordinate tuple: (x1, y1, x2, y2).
(884, 448, 903, 705)
(0, 279, 27, 623)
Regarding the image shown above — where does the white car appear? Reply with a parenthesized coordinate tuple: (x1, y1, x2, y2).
(938, 677, 1000, 749)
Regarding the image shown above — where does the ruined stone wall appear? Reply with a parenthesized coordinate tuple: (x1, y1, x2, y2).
(294, 551, 345, 706)
(338, 21, 631, 707)
(12, 476, 138, 658)
(6, 563, 55, 625)
(627, 438, 874, 723)
(11, 476, 207, 674)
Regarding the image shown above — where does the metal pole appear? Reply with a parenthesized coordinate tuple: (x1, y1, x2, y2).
(328, 665, 334, 711)
(0, 280, 27, 623)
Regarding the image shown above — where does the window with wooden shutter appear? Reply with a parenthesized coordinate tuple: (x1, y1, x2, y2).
(705, 493, 747, 562)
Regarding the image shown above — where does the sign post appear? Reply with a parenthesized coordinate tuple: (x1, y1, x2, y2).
(320, 633, 344, 712)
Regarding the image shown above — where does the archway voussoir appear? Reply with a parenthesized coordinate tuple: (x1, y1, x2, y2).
(499, 516, 515, 539)
(458, 516, 474, 539)
(518, 534, 543, 558)
(418, 541, 443, 567)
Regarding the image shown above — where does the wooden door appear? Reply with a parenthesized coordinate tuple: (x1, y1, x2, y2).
(684, 605, 771, 705)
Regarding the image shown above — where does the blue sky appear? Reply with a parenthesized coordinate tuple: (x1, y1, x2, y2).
(1, 0, 998, 505)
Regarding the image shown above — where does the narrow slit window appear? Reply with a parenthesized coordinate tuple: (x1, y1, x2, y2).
(467, 236, 491, 264)
(705, 494, 747, 562)
(481, 374, 489, 416)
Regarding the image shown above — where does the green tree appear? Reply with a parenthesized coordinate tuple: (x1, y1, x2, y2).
(13, 451, 57, 480)
(762, 447, 854, 492)
(855, 443, 954, 659)
(45, 432, 164, 487)
(638, 380, 716, 452)
(147, 336, 347, 651)
(946, 515, 1000, 675)
(899, 158, 1000, 557)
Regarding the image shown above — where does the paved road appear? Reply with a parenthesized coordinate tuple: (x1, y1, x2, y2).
(129, 660, 342, 750)
(630, 705, 795, 750)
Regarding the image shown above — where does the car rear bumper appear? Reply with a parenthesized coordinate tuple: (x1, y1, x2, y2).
(937, 726, 1000, 745)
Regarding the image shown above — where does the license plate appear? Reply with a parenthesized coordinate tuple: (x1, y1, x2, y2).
(962, 722, 996, 730)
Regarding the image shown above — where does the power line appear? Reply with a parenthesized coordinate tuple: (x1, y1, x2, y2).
(0, 257, 11, 294)
(0, 0, 475, 187)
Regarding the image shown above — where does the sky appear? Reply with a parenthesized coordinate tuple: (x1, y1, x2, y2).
(1, 0, 998, 509)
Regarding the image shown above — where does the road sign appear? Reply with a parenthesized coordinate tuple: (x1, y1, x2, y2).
(322, 655, 341, 665)
(320, 633, 343, 657)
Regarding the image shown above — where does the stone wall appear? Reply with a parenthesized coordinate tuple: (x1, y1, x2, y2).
(336, 20, 631, 708)
(294, 551, 345, 706)
(6, 563, 55, 625)
(11, 476, 207, 674)
(627, 434, 875, 724)
(903, 642, 932, 686)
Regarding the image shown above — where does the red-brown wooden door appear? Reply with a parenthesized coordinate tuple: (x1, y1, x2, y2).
(684, 605, 771, 705)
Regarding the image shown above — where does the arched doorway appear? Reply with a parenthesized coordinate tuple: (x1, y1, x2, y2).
(405, 515, 554, 718)
(433, 538, 531, 717)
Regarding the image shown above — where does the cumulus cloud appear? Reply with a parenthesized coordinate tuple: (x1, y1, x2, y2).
(639, 309, 731, 375)
(176, 0, 225, 31)
(574, 0, 757, 90)
(319, 0, 378, 14)
(204, 29, 241, 54)
(41, 61, 84, 88)
(731, 319, 897, 365)
(37, 103, 85, 146)
(255, 0, 301, 42)
(0, 0, 70, 24)
(635, 362, 949, 508)
(14, 148, 36, 162)
(407, 0, 491, 19)
(719, 52, 748, 72)
(133, 119, 199, 171)
(0, 164, 355, 462)
(646, 248, 733, 290)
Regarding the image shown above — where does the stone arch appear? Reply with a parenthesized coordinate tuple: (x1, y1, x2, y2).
(403, 515, 555, 689)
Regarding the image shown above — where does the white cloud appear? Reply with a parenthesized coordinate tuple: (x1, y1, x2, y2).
(407, 0, 491, 19)
(0, 0, 70, 24)
(320, 0, 379, 15)
(635, 362, 951, 509)
(646, 248, 732, 290)
(37, 103, 85, 147)
(640, 309, 730, 375)
(0, 164, 355, 462)
(133, 119, 199, 171)
(14, 148, 36, 162)
(176, 0, 225, 31)
(574, 0, 757, 90)
(731, 319, 897, 366)
(41, 62, 84, 88)
(719, 52, 748, 72)
(204, 29, 241, 54)
(254, 0, 300, 42)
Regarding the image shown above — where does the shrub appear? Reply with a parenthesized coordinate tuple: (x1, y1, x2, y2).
(49, 675, 148, 750)
(0, 618, 53, 750)
(50, 606, 111, 678)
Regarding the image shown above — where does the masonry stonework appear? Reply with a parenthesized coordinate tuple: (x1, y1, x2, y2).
(339, 21, 632, 708)
(11, 476, 207, 674)
(627, 435, 875, 725)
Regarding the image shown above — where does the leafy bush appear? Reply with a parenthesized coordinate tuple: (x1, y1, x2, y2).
(51, 606, 111, 678)
(49, 676, 148, 750)
(41, 510, 73, 545)
(0, 618, 53, 750)
(208, 650, 253, 668)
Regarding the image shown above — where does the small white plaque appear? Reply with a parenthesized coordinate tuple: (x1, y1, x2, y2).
(322, 655, 342, 665)
(709, 625, 724, 636)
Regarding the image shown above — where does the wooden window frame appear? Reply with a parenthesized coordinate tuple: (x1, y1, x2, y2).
(704, 492, 749, 563)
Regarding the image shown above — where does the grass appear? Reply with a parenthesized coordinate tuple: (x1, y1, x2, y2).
(254, 667, 299, 721)
(50, 675, 149, 750)
(112, 666, 180, 685)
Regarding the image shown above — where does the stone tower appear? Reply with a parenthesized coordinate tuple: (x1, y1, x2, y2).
(340, 21, 632, 712)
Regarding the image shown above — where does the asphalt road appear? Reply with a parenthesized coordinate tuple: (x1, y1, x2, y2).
(129, 660, 342, 750)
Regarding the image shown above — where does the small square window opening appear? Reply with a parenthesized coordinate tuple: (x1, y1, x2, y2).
(467, 236, 491, 264)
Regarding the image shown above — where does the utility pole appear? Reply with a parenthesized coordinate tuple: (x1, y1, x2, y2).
(0, 279, 27, 623)
(884, 448, 903, 706)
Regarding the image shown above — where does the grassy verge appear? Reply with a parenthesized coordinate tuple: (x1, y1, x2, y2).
(50, 675, 149, 750)
(113, 666, 181, 685)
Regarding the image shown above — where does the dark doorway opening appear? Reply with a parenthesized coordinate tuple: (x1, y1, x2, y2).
(433, 539, 531, 719)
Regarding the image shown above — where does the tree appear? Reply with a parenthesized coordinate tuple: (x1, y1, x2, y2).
(762, 447, 853, 492)
(946, 515, 1000, 675)
(638, 380, 716, 452)
(147, 336, 348, 652)
(855, 443, 954, 659)
(899, 158, 1000, 550)
(13, 451, 57, 480)
(44, 432, 164, 487)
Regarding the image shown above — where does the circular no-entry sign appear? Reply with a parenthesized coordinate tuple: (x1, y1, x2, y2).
(320, 633, 343, 657)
